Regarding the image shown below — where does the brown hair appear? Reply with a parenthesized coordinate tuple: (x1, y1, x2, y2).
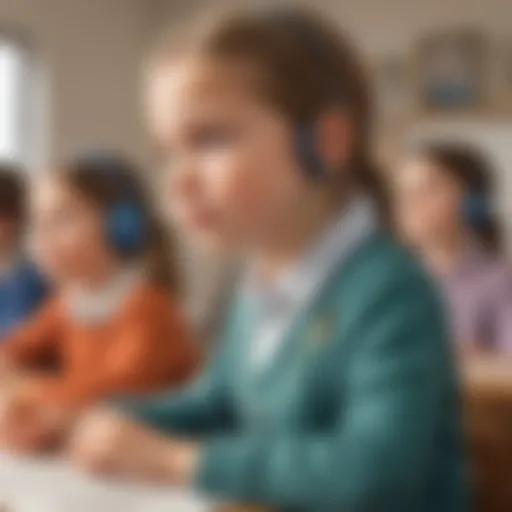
(0, 163, 25, 228)
(54, 152, 181, 294)
(151, 4, 389, 220)
(413, 141, 502, 254)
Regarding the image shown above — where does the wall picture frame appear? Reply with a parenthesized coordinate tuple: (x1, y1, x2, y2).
(416, 30, 486, 111)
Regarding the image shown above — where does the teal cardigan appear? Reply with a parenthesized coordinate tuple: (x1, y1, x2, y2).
(119, 231, 468, 511)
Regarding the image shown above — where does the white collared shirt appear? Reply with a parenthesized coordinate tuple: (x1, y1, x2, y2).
(244, 197, 378, 372)
(65, 264, 146, 324)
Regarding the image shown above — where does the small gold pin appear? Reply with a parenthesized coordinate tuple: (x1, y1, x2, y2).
(307, 314, 336, 346)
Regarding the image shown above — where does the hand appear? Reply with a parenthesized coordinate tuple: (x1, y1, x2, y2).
(68, 408, 201, 485)
(0, 390, 45, 453)
(0, 387, 73, 454)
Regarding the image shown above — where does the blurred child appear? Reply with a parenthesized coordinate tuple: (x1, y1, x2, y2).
(0, 152, 197, 452)
(0, 165, 47, 337)
(69, 7, 466, 511)
(394, 142, 512, 354)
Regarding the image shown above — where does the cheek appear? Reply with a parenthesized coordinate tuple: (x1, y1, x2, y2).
(400, 192, 461, 240)
(427, 191, 461, 226)
(210, 153, 271, 208)
(32, 218, 106, 278)
(213, 131, 299, 208)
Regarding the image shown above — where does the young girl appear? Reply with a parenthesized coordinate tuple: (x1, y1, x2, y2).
(393, 142, 512, 354)
(0, 152, 197, 451)
(0, 165, 47, 337)
(69, 7, 467, 511)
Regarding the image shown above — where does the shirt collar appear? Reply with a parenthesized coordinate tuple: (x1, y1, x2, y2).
(244, 196, 378, 312)
(65, 263, 146, 324)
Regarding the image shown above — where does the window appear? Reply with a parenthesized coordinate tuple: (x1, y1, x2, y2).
(0, 37, 32, 164)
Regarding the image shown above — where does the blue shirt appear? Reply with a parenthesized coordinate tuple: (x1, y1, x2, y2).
(0, 260, 47, 338)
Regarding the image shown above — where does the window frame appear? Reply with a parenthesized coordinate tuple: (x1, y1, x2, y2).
(0, 27, 43, 169)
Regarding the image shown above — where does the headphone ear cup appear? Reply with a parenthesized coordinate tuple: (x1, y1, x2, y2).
(463, 192, 490, 227)
(107, 202, 146, 254)
(294, 123, 326, 180)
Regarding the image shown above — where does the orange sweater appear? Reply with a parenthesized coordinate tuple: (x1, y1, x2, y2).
(1, 283, 198, 408)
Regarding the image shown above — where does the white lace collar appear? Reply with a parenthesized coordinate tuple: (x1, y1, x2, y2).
(64, 264, 146, 324)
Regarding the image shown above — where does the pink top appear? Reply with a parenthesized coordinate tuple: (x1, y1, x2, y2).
(435, 248, 512, 353)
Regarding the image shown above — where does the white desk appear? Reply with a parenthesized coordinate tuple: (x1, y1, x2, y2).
(0, 455, 214, 512)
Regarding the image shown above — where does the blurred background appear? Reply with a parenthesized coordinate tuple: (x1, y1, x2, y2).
(0, 0, 511, 324)
(0, 0, 511, 509)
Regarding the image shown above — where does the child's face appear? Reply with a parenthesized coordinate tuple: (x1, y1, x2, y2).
(28, 177, 115, 284)
(393, 156, 464, 247)
(147, 58, 319, 252)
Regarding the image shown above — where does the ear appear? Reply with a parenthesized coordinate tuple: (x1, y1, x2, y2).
(315, 109, 353, 175)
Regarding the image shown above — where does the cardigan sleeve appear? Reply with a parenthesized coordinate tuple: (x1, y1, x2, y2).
(23, 295, 199, 408)
(193, 277, 455, 510)
(117, 341, 235, 435)
(1, 299, 61, 367)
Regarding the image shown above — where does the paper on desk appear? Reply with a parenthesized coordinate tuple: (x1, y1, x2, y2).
(0, 454, 213, 512)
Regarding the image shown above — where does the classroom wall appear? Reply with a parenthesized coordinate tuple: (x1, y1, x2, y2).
(2, 0, 508, 168)
(150, 0, 512, 52)
(0, 0, 155, 167)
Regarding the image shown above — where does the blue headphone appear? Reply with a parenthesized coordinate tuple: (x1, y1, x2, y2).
(74, 151, 147, 255)
(463, 191, 492, 228)
(107, 196, 146, 255)
(294, 123, 327, 180)
(266, 10, 344, 180)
